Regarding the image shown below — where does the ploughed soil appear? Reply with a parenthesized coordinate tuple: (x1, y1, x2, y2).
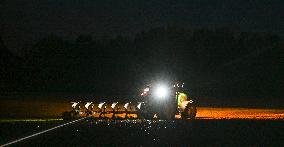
(0, 99, 283, 120)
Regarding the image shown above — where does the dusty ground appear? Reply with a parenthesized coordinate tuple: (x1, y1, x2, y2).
(0, 100, 283, 146)
(196, 107, 284, 120)
(0, 100, 283, 120)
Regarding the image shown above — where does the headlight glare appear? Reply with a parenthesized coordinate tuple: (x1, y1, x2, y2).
(154, 85, 169, 99)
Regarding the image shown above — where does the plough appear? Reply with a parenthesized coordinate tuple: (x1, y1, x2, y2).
(62, 82, 196, 120)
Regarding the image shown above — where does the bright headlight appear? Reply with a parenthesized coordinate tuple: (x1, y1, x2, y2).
(154, 85, 169, 99)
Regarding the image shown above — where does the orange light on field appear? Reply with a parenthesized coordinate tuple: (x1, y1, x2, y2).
(196, 107, 284, 120)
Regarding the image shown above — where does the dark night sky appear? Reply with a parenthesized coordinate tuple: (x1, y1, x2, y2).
(1, 0, 283, 53)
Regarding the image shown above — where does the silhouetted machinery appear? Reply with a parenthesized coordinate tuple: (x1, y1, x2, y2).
(62, 82, 196, 120)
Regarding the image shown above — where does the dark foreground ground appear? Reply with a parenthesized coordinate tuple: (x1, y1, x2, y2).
(1, 118, 283, 146)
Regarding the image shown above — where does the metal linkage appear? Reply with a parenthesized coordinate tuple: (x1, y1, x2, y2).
(71, 101, 82, 115)
(136, 102, 144, 118)
(124, 102, 131, 119)
(84, 102, 94, 116)
(136, 102, 143, 110)
(98, 102, 107, 118)
(111, 102, 119, 119)
(71, 101, 81, 112)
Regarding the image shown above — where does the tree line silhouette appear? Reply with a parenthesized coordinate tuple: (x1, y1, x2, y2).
(0, 26, 283, 98)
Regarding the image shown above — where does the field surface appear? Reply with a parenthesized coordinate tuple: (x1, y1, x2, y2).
(0, 118, 283, 146)
(1, 100, 284, 119)
(0, 100, 283, 146)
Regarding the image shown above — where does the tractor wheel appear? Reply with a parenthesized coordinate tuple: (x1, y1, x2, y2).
(181, 104, 196, 119)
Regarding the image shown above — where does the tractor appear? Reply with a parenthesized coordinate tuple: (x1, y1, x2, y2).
(62, 82, 196, 120)
(136, 82, 196, 120)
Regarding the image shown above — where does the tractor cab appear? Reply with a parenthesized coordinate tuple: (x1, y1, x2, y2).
(137, 82, 196, 119)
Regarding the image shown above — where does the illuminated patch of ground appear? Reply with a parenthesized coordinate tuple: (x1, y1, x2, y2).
(82, 107, 284, 120)
(0, 118, 63, 123)
(1, 100, 283, 120)
(195, 107, 284, 120)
